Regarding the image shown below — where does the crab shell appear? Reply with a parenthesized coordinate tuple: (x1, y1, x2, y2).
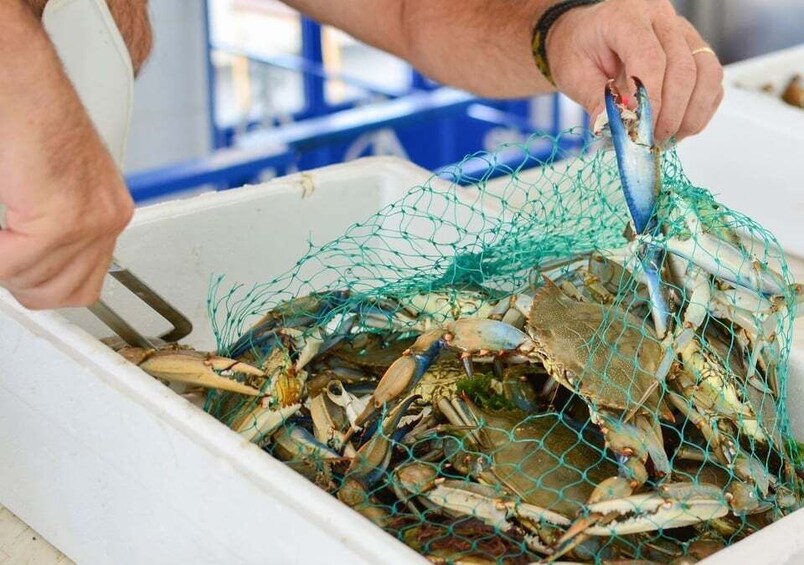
(527, 278, 674, 421)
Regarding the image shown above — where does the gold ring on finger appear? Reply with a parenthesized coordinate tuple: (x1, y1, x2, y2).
(691, 46, 717, 57)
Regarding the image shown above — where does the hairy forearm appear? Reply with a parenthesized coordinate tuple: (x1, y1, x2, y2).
(23, 0, 153, 74)
(283, 0, 554, 98)
(0, 1, 101, 185)
(0, 1, 134, 310)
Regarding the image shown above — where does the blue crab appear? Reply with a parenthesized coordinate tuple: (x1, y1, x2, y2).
(547, 79, 802, 556)
(602, 77, 798, 392)
(339, 284, 675, 514)
(394, 396, 728, 559)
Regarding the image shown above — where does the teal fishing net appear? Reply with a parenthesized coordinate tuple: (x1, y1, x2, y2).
(197, 128, 800, 563)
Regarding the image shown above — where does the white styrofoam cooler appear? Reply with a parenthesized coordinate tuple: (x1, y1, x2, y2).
(1, 154, 804, 565)
(677, 43, 804, 258)
(0, 158, 431, 565)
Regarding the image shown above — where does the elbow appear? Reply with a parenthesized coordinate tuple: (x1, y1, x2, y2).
(394, 3, 508, 99)
(397, 6, 447, 91)
(392, 0, 418, 64)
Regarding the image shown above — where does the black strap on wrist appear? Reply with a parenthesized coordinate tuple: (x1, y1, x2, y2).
(531, 0, 604, 86)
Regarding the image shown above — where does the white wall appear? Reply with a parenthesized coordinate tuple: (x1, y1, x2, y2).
(124, 0, 211, 173)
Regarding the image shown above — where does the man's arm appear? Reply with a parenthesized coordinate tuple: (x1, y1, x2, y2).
(0, 0, 139, 309)
(283, 0, 551, 99)
(283, 0, 724, 143)
(25, 0, 153, 74)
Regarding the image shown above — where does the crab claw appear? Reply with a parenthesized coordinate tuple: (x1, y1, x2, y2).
(344, 394, 421, 488)
(119, 346, 264, 396)
(605, 77, 661, 236)
(605, 78, 672, 341)
(347, 330, 446, 437)
(583, 482, 730, 535)
(551, 482, 729, 560)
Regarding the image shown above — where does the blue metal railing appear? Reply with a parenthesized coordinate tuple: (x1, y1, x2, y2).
(126, 2, 585, 202)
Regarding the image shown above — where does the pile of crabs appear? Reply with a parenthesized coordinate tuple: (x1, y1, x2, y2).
(114, 80, 803, 563)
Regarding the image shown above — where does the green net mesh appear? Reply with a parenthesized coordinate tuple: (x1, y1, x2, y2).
(199, 129, 801, 563)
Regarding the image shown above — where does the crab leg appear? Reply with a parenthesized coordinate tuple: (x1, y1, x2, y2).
(399, 462, 729, 559)
(324, 379, 369, 432)
(642, 232, 786, 298)
(225, 290, 351, 360)
(337, 395, 419, 524)
(272, 423, 342, 460)
(344, 395, 420, 487)
(310, 384, 357, 455)
(233, 400, 302, 443)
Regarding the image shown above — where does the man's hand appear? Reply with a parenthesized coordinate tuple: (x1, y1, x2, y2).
(547, 0, 724, 144)
(0, 1, 140, 309)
